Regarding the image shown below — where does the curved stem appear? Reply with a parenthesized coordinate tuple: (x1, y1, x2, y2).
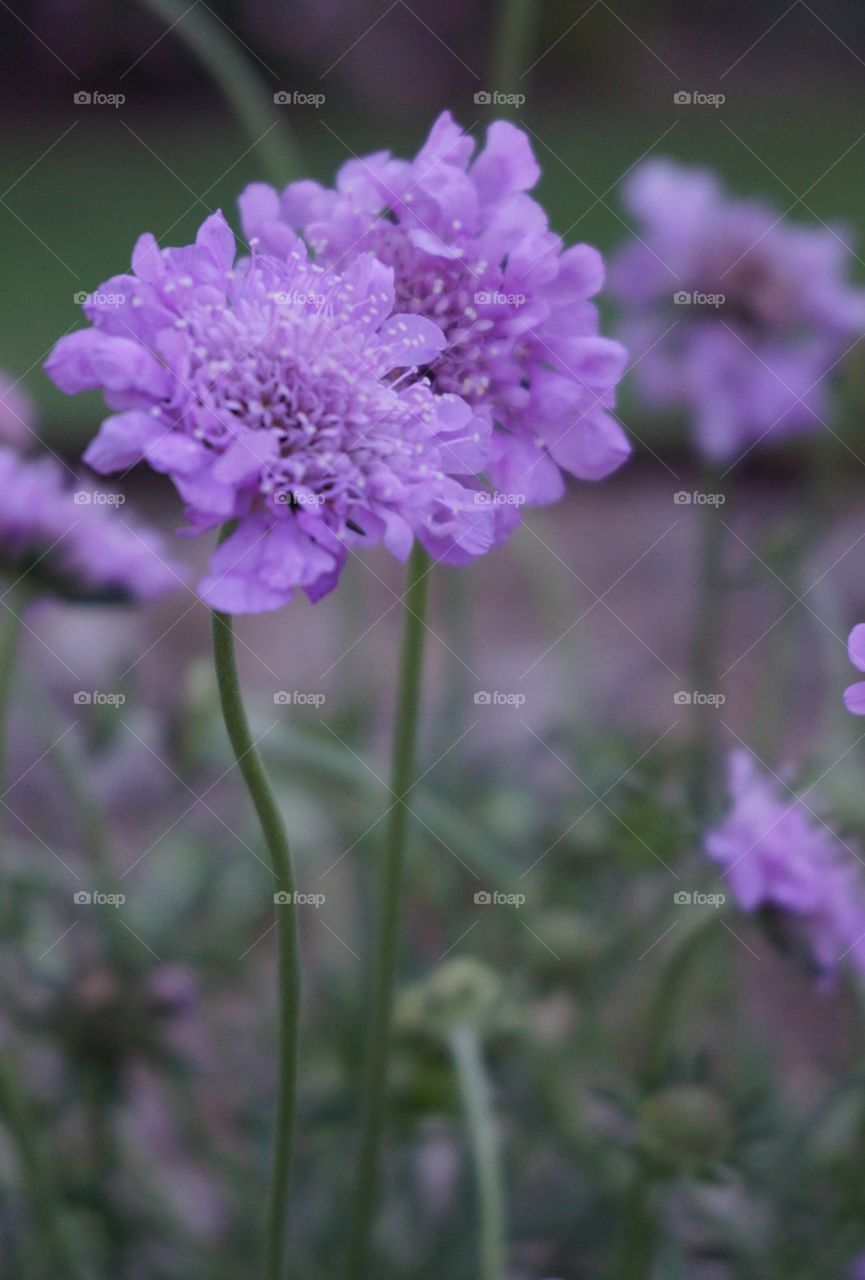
(344, 542, 431, 1280)
(449, 1025, 506, 1280)
(490, 0, 536, 107)
(642, 908, 723, 1090)
(615, 910, 724, 1279)
(138, 0, 300, 188)
(211, 609, 300, 1280)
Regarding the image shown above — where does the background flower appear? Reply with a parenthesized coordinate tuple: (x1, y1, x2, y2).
(705, 750, 865, 976)
(611, 158, 865, 462)
(0, 445, 183, 603)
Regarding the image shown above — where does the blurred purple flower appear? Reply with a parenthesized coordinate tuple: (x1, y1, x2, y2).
(0, 446, 182, 603)
(239, 111, 630, 524)
(46, 211, 495, 614)
(0, 369, 38, 450)
(611, 159, 865, 461)
(844, 624, 865, 714)
(705, 751, 865, 976)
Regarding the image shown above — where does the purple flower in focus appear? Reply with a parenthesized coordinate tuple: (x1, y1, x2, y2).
(238, 112, 631, 519)
(844, 624, 865, 714)
(705, 751, 865, 976)
(0, 446, 182, 603)
(611, 159, 865, 461)
(46, 211, 495, 613)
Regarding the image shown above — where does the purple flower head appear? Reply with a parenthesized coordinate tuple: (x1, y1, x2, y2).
(0, 446, 183, 604)
(237, 111, 631, 522)
(705, 751, 865, 976)
(844, 624, 865, 714)
(45, 211, 495, 613)
(611, 159, 865, 462)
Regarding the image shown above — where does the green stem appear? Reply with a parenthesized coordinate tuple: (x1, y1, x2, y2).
(0, 599, 22, 796)
(344, 542, 431, 1280)
(211, 609, 300, 1280)
(0, 1053, 90, 1278)
(642, 909, 723, 1090)
(615, 910, 724, 1280)
(138, 0, 300, 187)
(689, 470, 727, 825)
(490, 0, 536, 106)
(614, 1161, 656, 1280)
(449, 1025, 506, 1280)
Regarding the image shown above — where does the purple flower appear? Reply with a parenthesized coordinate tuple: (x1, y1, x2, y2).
(46, 211, 495, 613)
(237, 111, 631, 520)
(611, 159, 865, 461)
(844, 624, 865, 714)
(705, 751, 865, 976)
(0, 368, 37, 450)
(0, 446, 183, 603)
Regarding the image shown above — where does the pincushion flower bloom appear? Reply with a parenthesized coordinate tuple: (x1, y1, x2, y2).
(237, 111, 631, 515)
(0, 446, 182, 603)
(705, 751, 865, 975)
(844, 624, 865, 714)
(45, 211, 495, 613)
(611, 159, 865, 461)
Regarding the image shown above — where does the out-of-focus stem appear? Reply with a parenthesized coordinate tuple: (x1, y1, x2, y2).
(689, 467, 727, 824)
(344, 542, 431, 1280)
(449, 1024, 506, 1280)
(0, 597, 22, 798)
(211, 608, 300, 1280)
(138, 0, 300, 187)
(490, 0, 536, 109)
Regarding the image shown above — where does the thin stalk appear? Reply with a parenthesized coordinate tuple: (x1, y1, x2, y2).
(642, 909, 723, 1090)
(615, 910, 724, 1280)
(0, 598, 22, 795)
(138, 0, 300, 187)
(211, 609, 300, 1280)
(344, 542, 431, 1280)
(449, 1024, 506, 1280)
(490, 0, 536, 106)
(689, 470, 727, 825)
